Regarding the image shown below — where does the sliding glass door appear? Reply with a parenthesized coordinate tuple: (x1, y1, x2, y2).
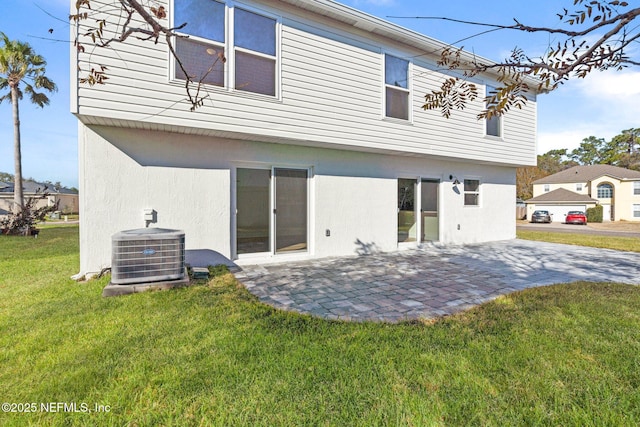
(274, 168, 308, 253)
(236, 168, 271, 254)
(398, 178, 417, 242)
(236, 167, 308, 256)
(421, 179, 439, 242)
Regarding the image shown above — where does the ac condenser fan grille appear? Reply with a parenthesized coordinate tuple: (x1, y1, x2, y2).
(111, 229, 185, 285)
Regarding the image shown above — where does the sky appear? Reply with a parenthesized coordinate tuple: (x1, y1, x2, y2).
(1, 0, 639, 188)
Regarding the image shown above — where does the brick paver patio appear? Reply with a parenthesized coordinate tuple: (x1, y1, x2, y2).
(234, 240, 640, 322)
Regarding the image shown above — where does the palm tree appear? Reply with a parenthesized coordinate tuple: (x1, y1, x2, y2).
(0, 32, 57, 213)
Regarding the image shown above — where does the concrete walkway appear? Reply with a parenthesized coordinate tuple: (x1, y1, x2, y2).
(234, 240, 640, 322)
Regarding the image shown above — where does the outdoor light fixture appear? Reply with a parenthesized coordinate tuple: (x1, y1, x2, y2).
(449, 175, 461, 185)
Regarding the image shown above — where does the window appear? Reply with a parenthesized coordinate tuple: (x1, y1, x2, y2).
(464, 179, 480, 206)
(174, 0, 225, 86)
(485, 86, 501, 137)
(597, 183, 613, 198)
(576, 183, 583, 192)
(544, 184, 550, 192)
(634, 204, 640, 218)
(234, 8, 277, 95)
(634, 182, 640, 195)
(174, 1, 278, 96)
(385, 55, 410, 120)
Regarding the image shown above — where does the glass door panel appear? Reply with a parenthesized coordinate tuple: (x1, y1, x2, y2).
(275, 168, 308, 253)
(398, 179, 417, 242)
(236, 168, 270, 254)
(421, 179, 439, 242)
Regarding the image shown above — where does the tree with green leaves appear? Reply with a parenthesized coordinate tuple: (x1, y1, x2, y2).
(0, 32, 57, 213)
(610, 128, 640, 169)
(569, 129, 640, 169)
(570, 136, 607, 165)
(537, 149, 576, 174)
(0, 171, 13, 183)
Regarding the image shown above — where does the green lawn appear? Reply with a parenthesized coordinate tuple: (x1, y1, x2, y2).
(1, 226, 640, 426)
(517, 229, 640, 252)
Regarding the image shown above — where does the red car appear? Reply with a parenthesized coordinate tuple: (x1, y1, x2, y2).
(565, 211, 587, 225)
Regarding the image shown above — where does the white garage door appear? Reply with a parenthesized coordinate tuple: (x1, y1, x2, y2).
(536, 205, 586, 223)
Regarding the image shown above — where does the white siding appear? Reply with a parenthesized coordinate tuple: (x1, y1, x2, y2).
(72, 0, 537, 167)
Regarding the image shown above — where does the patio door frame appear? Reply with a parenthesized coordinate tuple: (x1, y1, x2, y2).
(234, 164, 311, 259)
(420, 178, 440, 243)
(397, 176, 441, 247)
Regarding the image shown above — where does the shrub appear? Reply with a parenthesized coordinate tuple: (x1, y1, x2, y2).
(586, 205, 603, 223)
(0, 188, 59, 236)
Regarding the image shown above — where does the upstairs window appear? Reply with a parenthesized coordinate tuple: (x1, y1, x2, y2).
(385, 55, 410, 120)
(173, 1, 278, 96)
(576, 183, 583, 192)
(485, 86, 501, 137)
(597, 183, 613, 198)
(634, 181, 640, 195)
(464, 179, 480, 206)
(174, 0, 225, 87)
(234, 8, 277, 96)
(544, 184, 550, 192)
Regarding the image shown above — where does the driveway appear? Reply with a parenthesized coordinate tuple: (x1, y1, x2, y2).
(517, 222, 640, 238)
(235, 240, 640, 322)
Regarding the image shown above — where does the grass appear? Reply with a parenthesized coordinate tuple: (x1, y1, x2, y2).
(1, 226, 640, 426)
(517, 229, 640, 252)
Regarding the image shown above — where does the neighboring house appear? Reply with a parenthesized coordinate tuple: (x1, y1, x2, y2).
(71, 0, 539, 277)
(0, 180, 79, 214)
(526, 164, 640, 222)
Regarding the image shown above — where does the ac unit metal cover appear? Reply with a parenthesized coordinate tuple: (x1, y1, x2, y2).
(111, 228, 185, 285)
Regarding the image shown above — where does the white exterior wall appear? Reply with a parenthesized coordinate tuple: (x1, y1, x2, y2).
(79, 123, 516, 275)
(72, 0, 537, 167)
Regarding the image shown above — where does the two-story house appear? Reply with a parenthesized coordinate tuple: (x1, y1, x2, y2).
(71, 0, 539, 278)
(526, 164, 640, 222)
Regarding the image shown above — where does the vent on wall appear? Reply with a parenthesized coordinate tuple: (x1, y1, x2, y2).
(111, 228, 185, 285)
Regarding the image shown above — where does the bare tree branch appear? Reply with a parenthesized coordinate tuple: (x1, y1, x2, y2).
(71, 0, 222, 111)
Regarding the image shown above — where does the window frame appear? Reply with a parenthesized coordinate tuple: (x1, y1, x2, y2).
(171, 0, 281, 98)
(230, 5, 279, 96)
(576, 183, 583, 192)
(634, 181, 640, 196)
(383, 53, 412, 121)
(597, 183, 613, 199)
(463, 178, 481, 207)
(484, 85, 502, 138)
(544, 184, 550, 192)
(633, 204, 640, 218)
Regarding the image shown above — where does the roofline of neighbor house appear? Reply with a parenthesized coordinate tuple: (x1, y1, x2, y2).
(524, 199, 599, 204)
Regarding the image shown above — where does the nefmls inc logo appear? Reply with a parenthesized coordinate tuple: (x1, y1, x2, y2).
(141, 249, 156, 256)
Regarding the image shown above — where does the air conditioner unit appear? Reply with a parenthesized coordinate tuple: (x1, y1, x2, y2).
(111, 228, 185, 285)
